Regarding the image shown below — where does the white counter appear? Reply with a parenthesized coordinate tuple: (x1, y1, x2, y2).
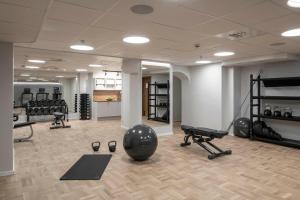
(94, 101, 121, 118)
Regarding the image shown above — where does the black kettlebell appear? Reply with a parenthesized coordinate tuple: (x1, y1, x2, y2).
(91, 141, 100, 152)
(108, 141, 117, 152)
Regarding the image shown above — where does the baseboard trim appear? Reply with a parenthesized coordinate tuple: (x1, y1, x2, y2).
(121, 125, 129, 130)
(0, 170, 15, 177)
(157, 132, 173, 137)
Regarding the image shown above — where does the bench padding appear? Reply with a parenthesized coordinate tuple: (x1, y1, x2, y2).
(181, 125, 228, 138)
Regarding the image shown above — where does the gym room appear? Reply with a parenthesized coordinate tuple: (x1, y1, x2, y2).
(0, 0, 300, 199)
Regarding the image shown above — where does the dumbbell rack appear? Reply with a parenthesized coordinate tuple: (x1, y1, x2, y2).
(74, 94, 78, 113)
(250, 74, 300, 148)
(80, 94, 91, 120)
(25, 99, 69, 122)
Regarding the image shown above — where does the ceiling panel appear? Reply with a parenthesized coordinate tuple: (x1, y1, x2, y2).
(106, 0, 214, 29)
(188, 19, 246, 36)
(0, 0, 51, 42)
(59, 0, 120, 11)
(179, 0, 264, 17)
(252, 13, 300, 35)
(47, 1, 100, 25)
(225, 1, 292, 26)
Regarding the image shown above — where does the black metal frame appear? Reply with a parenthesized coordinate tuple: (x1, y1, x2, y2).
(50, 113, 71, 129)
(181, 132, 232, 160)
(250, 74, 300, 148)
(148, 80, 170, 123)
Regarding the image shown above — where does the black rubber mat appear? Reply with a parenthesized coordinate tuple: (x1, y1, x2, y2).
(60, 154, 112, 180)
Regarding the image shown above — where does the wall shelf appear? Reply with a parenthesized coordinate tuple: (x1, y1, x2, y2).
(148, 81, 169, 123)
(250, 74, 300, 148)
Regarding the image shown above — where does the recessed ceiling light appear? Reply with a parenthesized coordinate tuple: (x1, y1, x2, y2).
(195, 60, 212, 64)
(287, 0, 300, 8)
(29, 77, 37, 79)
(142, 67, 148, 70)
(141, 60, 171, 67)
(56, 75, 64, 78)
(123, 36, 150, 44)
(76, 69, 88, 72)
(214, 51, 235, 57)
(70, 40, 94, 51)
(281, 28, 300, 37)
(89, 64, 103, 68)
(20, 74, 30, 77)
(27, 59, 46, 63)
(25, 65, 40, 69)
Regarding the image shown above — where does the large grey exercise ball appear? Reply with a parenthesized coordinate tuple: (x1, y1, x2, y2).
(234, 118, 250, 138)
(123, 124, 158, 161)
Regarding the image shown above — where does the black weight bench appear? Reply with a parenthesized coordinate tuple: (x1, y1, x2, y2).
(13, 122, 35, 142)
(181, 125, 232, 160)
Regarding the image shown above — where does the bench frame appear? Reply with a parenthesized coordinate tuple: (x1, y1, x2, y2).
(181, 126, 232, 160)
(14, 122, 35, 142)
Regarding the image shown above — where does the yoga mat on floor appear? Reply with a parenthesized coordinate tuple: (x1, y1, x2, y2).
(60, 154, 112, 180)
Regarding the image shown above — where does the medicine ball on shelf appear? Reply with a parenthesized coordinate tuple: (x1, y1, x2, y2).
(233, 118, 250, 138)
(253, 121, 282, 141)
(273, 106, 281, 117)
(123, 124, 158, 161)
(263, 104, 272, 116)
(283, 107, 292, 118)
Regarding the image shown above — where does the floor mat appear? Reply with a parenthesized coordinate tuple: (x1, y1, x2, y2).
(60, 154, 112, 180)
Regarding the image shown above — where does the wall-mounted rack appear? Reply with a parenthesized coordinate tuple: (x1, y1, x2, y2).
(250, 74, 300, 148)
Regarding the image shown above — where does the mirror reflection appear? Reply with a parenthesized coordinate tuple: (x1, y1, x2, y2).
(142, 65, 170, 128)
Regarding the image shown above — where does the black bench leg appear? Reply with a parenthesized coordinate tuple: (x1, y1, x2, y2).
(181, 135, 191, 146)
(206, 141, 232, 160)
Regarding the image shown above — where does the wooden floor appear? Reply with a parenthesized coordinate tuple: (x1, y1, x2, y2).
(1, 120, 300, 200)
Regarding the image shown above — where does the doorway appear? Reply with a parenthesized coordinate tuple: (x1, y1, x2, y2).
(142, 76, 151, 116)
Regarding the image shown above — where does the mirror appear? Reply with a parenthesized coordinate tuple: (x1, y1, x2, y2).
(141, 63, 172, 134)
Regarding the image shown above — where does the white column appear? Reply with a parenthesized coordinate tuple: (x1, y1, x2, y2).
(0, 42, 14, 176)
(121, 59, 142, 129)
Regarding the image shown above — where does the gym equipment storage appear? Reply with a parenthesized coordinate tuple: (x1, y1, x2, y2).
(147, 81, 170, 123)
(250, 74, 300, 148)
(80, 93, 91, 120)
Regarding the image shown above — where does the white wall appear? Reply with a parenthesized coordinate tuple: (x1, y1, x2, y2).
(173, 76, 182, 122)
(238, 61, 300, 140)
(221, 67, 234, 132)
(182, 63, 223, 129)
(0, 42, 14, 176)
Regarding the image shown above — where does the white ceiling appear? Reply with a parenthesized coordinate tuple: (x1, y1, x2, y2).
(1, 0, 300, 68)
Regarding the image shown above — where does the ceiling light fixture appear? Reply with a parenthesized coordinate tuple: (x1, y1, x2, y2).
(287, 0, 300, 8)
(56, 75, 64, 78)
(141, 60, 171, 67)
(123, 36, 150, 44)
(20, 74, 30, 77)
(76, 69, 87, 72)
(25, 65, 40, 69)
(70, 40, 94, 51)
(28, 59, 46, 63)
(142, 67, 148, 70)
(195, 60, 212, 64)
(88, 64, 103, 68)
(214, 51, 235, 57)
(281, 28, 300, 37)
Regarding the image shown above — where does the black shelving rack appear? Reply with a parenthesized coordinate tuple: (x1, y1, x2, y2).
(80, 93, 91, 120)
(148, 81, 170, 123)
(250, 74, 300, 148)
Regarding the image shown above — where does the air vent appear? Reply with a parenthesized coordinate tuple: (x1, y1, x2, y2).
(216, 28, 266, 40)
(130, 5, 154, 14)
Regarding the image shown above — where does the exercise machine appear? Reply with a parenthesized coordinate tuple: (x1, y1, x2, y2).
(50, 112, 71, 129)
(36, 88, 49, 101)
(181, 125, 232, 160)
(13, 113, 35, 142)
(21, 88, 33, 107)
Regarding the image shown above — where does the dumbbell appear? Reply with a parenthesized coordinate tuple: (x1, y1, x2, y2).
(49, 107, 55, 114)
(49, 100, 55, 106)
(43, 107, 49, 115)
(33, 107, 39, 115)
